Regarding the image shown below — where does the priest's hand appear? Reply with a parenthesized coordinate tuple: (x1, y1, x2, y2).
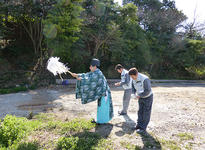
(76, 77, 82, 80)
(71, 73, 78, 78)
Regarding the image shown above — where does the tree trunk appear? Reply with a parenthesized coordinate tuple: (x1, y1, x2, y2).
(21, 19, 44, 66)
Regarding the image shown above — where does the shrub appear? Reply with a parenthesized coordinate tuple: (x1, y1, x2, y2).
(186, 66, 205, 79)
(6, 141, 39, 150)
(57, 136, 79, 150)
(0, 115, 39, 147)
(16, 141, 39, 150)
(57, 132, 101, 150)
(0, 86, 27, 94)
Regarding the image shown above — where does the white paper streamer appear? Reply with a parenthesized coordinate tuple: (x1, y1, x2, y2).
(47, 57, 69, 76)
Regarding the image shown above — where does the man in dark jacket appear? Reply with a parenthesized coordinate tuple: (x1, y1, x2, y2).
(129, 67, 153, 133)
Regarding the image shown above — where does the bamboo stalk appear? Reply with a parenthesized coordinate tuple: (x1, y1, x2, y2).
(58, 70, 74, 81)
(67, 70, 73, 75)
(59, 73, 63, 81)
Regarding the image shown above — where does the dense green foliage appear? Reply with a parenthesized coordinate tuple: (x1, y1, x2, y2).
(0, 115, 40, 148)
(0, 86, 27, 94)
(0, 0, 205, 84)
(43, 0, 83, 62)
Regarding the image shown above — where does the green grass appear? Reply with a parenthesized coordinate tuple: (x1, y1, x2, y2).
(158, 133, 195, 150)
(159, 138, 181, 150)
(184, 142, 193, 150)
(57, 132, 114, 150)
(33, 113, 96, 134)
(12, 141, 39, 150)
(120, 141, 141, 150)
(95, 139, 114, 150)
(59, 118, 96, 135)
(143, 140, 158, 149)
(177, 133, 194, 141)
(136, 132, 162, 149)
(0, 85, 36, 94)
(57, 136, 79, 150)
(0, 86, 27, 94)
(33, 113, 55, 122)
(119, 132, 163, 150)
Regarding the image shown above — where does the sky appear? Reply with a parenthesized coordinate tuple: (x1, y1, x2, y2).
(113, 0, 205, 24)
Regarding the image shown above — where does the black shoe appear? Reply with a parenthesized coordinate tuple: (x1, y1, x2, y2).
(91, 119, 96, 123)
(135, 125, 141, 130)
(91, 119, 101, 125)
(118, 111, 127, 116)
(132, 125, 141, 130)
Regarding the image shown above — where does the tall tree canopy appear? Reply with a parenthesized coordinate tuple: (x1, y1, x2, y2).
(0, 0, 205, 86)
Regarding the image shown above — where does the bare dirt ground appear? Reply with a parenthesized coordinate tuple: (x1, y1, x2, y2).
(0, 83, 205, 149)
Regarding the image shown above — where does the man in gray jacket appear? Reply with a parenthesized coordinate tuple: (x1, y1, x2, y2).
(128, 67, 153, 133)
(115, 64, 132, 115)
